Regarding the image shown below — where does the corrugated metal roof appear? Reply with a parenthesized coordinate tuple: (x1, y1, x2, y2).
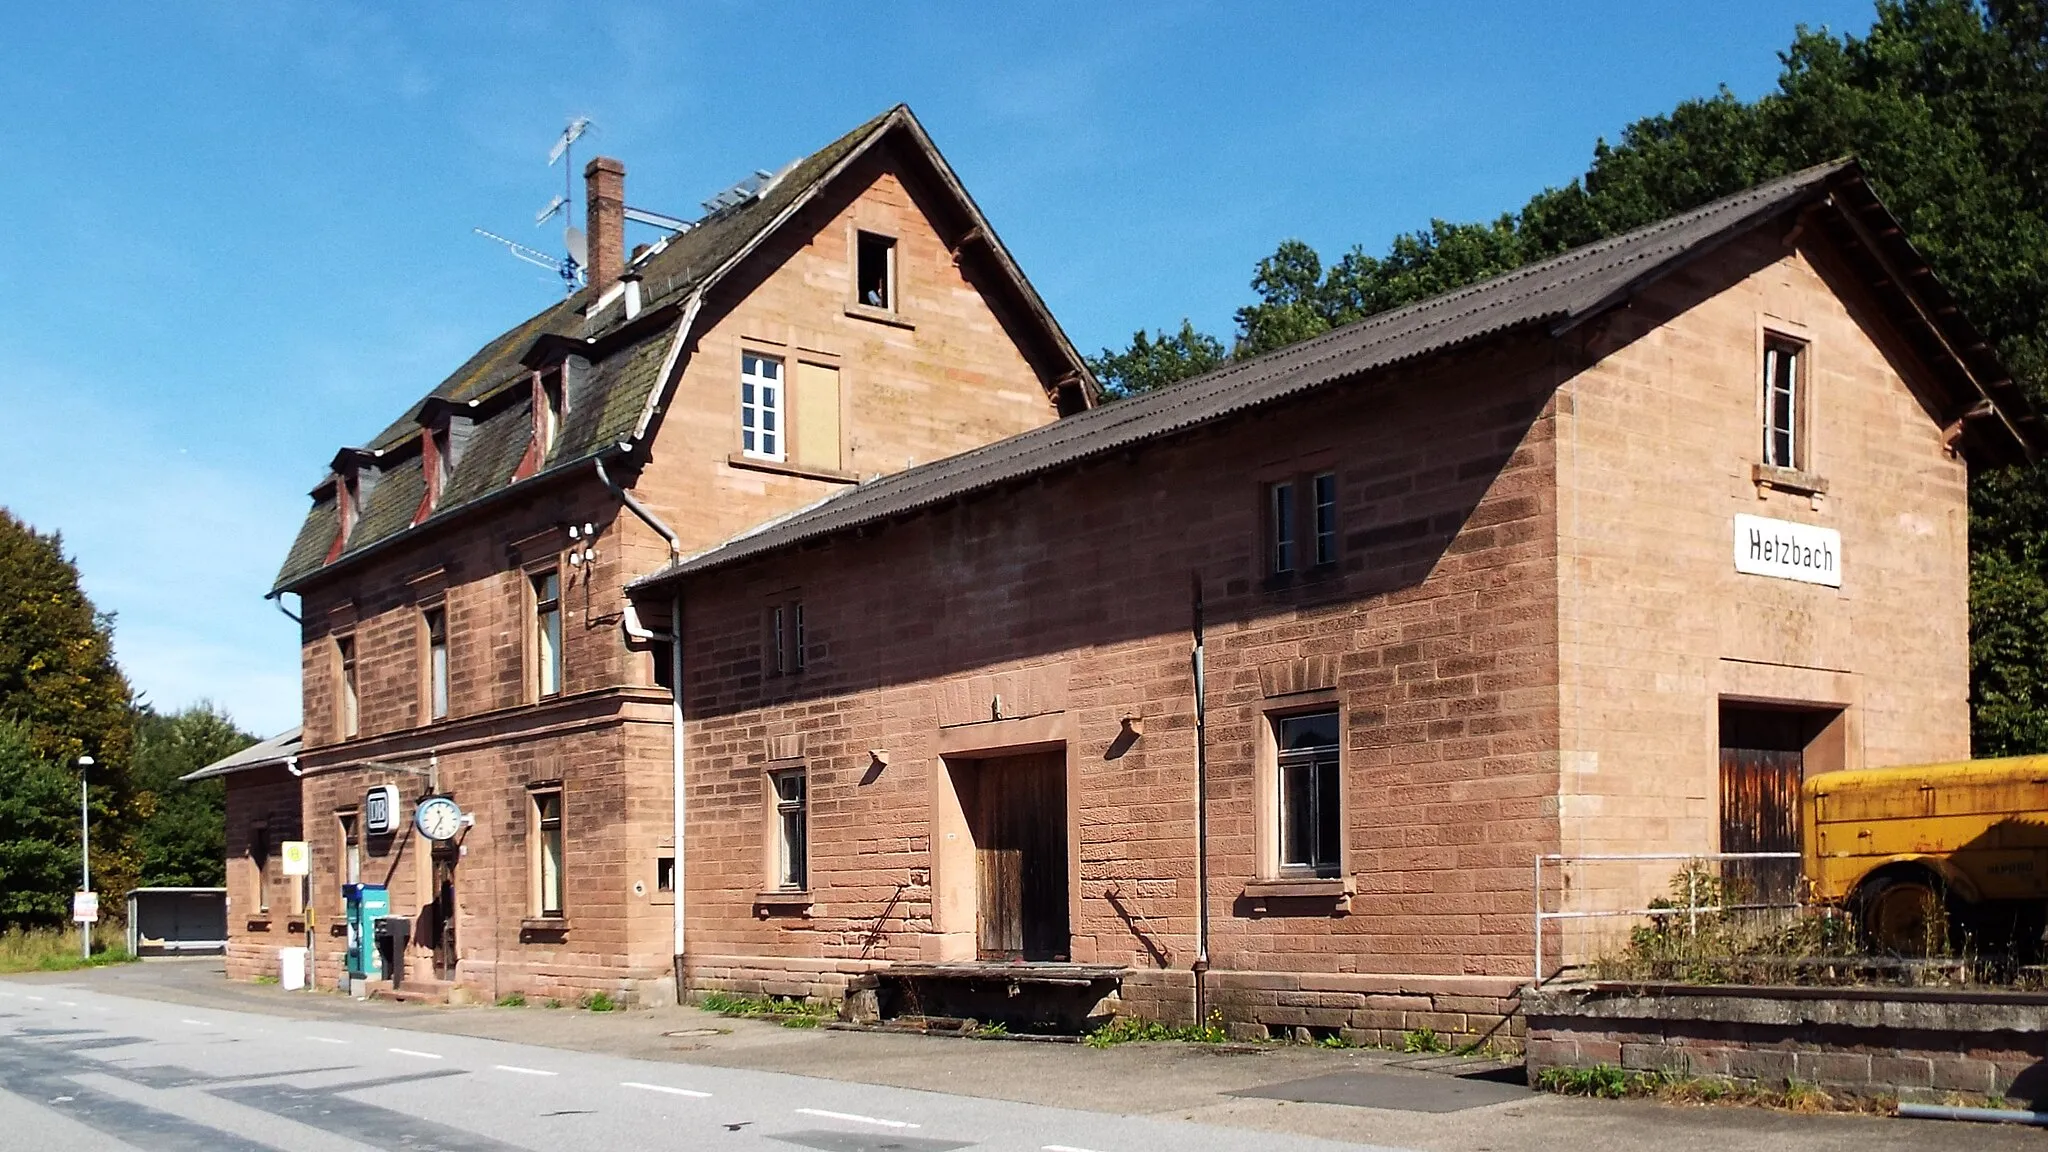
(180, 727, 301, 782)
(631, 160, 1873, 589)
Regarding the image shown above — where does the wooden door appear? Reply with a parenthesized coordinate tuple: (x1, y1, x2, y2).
(971, 752, 1069, 961)
(1719, 745, 1803, 904)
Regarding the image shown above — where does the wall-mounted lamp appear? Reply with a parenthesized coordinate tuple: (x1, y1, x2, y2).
(1120, 714, 1144, 739)
(868, 749, 890, 770)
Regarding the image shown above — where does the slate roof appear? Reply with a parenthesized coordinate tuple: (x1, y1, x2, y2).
(633, 159, 2042, 590)
(273, 105, 1091, 595)
(180, 727, 302, 782)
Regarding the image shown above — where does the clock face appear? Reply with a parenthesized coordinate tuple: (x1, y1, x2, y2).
(415, 797, 463, 841)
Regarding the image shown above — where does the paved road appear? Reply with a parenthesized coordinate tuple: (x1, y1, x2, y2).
(1, 964, 2039, 1152)
(0, 979, 1404, 1152)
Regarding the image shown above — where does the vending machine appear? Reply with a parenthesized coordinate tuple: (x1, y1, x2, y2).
(342, 882, 388, 988)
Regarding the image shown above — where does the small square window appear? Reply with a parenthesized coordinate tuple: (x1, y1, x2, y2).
(656, 855, 676, 893)
(856, 231, 895, 311)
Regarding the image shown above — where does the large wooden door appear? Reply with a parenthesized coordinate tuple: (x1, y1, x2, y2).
(1719, 708, 1809, 904)
(430, 845, 458, 980)
(970, 752, 1069, 962)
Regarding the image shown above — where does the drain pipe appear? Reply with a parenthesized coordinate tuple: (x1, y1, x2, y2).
(268, 592, 301, 625)
(1190, 573, 1211, 1025)
(596, 452, 689, 988)
(1897, 1102, 2048, 1127)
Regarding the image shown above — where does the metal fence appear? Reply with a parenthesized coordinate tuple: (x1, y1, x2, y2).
(1531, 851, 1802, 985)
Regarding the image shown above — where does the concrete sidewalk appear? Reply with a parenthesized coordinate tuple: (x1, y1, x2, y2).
(7, 959, 2037, 1152)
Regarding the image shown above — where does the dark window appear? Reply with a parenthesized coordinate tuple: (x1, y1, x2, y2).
(767, 600, 805, 677)
(538, 370, 565, 458)
(772, 769, 807, 891)
(1313, 472, 1337, 566)
(856, 231, 895, 310)
(793, 602, 806, 672)
(1276, 710, 1341, 876)
(424, 607, 448, 720)
(533, 788, 564, 917)
(337, 636, 359, 738)
(1763, 337, 1803, 469)
(656, 855, 675, 893)
(1269, 482, 1296, 575)
(533, 572, 562, 697)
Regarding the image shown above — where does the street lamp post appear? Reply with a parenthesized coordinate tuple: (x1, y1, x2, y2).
(76, 755, 94, 960)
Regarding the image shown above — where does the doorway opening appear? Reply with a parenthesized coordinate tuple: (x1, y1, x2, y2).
(1718, 702, 1843, 903)
(954, 751, 1069, 962)
(429, 842, 458, 980)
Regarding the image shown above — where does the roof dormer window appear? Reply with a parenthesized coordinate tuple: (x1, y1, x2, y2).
(536, 368, 565, 462)
(326, 448, 384, 562)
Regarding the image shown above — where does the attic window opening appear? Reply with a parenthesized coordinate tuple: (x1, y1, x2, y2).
(537, 369, 565, 460)
(431, 425, 452, 499)
(856, 231, 895, 311)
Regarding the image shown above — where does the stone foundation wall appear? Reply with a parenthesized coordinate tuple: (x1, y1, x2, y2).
(684, 954, 1523, 1049)
(1525, 983, 2048, 1104)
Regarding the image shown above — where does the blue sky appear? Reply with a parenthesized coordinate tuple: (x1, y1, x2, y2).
(0, 1, 1879, 737)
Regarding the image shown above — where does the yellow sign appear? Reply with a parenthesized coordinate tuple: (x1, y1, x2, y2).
(281, 840, 310, 877)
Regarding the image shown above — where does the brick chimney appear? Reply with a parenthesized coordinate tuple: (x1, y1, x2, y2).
(584, 156, 625, 297)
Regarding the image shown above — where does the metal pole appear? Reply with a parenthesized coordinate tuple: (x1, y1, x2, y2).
(1189, 574, 1210, 1025)
(1532, 855, 1542, 986)
(80, 769, 90, 960)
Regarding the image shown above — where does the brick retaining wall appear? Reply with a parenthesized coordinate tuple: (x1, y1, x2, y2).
(1524, 983, 2048, 1103)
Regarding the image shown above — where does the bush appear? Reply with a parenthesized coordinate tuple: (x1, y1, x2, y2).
(580, 991, 618, 1012)
(1083, 1011, 1226, 1048)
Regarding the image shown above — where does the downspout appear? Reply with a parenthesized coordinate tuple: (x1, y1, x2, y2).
(596, 453, 690, 992)
(1190, 573, 1211, 1025)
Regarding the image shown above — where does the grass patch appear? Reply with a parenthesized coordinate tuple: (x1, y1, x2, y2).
(580, 991, 619, 1012)
(974, 1021, 1010, 1038)
(252, 973, 279, 985)
(494, 992, 526, 1008)
(0, 925, 134, 974)
(698, 990, 823, 1025)
(1083, 1011, 1227, 1048)
(544, 998, 563, 1009)
(1535, 1064, 1887, 1114)
(1400, 1027, 1449, 1054)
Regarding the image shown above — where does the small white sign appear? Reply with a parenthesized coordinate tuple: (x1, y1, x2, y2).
(72, 892, 98, 923)
(364, 785, 401, 836)
(281, 840, 310, 877)
(1734, 513, 1842, 587)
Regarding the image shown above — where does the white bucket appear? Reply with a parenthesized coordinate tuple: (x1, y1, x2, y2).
(279, 946, 307, 991)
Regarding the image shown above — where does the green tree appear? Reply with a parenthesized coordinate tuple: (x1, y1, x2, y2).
(1087, 319, 1226, 399)
(131, 705, 251, 888)
(0, 722, 80, 924)
(1098, 0, 2048, 751)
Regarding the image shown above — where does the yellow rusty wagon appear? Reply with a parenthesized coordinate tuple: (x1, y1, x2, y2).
(1804, 754, 2048, 955)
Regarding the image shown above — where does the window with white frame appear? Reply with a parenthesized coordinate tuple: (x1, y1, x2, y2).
(741, 353, 784, 461)
(1276, 710, 1341, 877)
(337, 635, 359, 738)
(1268, 481, 1296, 575)
(423, 606, 449, 720)
(1763, 336, 1804, 470)
(1313, 472, 1337, 567)
(771, 769, 807, 891)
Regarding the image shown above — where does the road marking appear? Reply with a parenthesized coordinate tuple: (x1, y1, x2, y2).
(23, 995, 44, 1002)
(306, 1036, 347, 1045)
(389, 1047, 443, 1060)
(1045, 1145, 1110, 1152)
(495, 1064, 557, 1076)
(57, 1001, 76, 1007)
(180, 1019, 210, 1027)
(795, 1108, 920, 1129)
(621, 1081, 711, 1099)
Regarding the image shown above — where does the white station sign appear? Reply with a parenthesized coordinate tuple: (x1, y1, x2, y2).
(1734, 513, 1842, 588)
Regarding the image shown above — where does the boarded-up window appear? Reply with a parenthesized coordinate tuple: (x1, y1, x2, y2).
(793, 362, 841, 472)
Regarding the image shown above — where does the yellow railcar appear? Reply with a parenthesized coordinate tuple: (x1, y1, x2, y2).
(1803, 755, 2048, 953)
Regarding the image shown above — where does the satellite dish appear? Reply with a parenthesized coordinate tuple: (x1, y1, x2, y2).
(565, 226, 588, 269)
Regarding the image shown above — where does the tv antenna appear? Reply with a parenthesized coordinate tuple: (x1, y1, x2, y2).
(472, 116, 593, 294)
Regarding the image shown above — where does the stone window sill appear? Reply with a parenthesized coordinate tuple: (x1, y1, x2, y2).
(843, 304, 914, 331)
(754, 889, 812, 910)
(1752, 463, 1828, 496)
(727, 453, 860, 485)
(520, 917, 569, 939)
(1244, 877, 1350, 899)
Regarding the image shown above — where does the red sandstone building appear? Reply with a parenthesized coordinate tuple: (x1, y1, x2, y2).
(208, 128, 2039, 1044)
